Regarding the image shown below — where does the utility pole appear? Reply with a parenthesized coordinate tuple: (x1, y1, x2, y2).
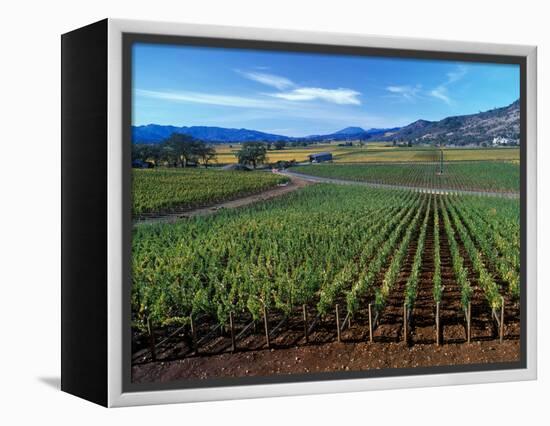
(439, 142, 444, 175)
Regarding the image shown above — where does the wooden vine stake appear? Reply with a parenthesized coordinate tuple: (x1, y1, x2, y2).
(335, 304, 341, 342)
(302, 304, 309, 343)
(499, 296, 505, 344)
(147, 317, 156, 362)
(466, 302, 471, 344)
(229, 311, 236, 352)
(190, 314, 198, 354)
(435, 301, 440, 346)
(403, 302, 408, 344)
(368, 303, 373, 343)
(263, 305, 270, 349)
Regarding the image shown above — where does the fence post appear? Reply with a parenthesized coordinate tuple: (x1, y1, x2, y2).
(466, 302, 471, 344)
(190, 314, 198, 354)
(303, 304, 309, 343)
(263, 305, 270, 349)
(147, 317, 156, 362)
(335, 304, 341, 342)
(229, 311, 236, 352)
(403, 302, 408, 344)
(368, 303, 373, 343)
(436, 301, 440, 346)
(500, 296, 505, 344)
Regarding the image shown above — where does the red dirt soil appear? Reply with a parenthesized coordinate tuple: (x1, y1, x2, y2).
(132, 339, 519, 384)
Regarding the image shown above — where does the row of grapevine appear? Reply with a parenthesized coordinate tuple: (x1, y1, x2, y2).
(462, 198, 520, 277)
(443, 197, 502, 310)
(373, 196, 428, 312)
(405, 195, 432, 310)
(440, 198, 472, 311)
(432, 196, 442, 303)
(450, 197, 519, 299)
(344, 194, 425, 316)
(317, 191, 417, 315)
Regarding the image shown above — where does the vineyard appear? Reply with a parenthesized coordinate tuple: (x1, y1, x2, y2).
(292, 161, 519, 193)
(132, 168, 288, 217)
(132, 184, 520, 363)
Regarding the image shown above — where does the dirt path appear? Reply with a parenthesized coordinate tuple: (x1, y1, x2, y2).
(281, 170, 519, 199)
(134, 173, 313, 226)
(132, 339, 520, 384)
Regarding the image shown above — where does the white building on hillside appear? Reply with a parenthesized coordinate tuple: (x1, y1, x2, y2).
(492, 136, 511, 145)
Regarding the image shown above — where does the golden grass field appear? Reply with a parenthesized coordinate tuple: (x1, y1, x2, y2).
(214, 142, 520, 164)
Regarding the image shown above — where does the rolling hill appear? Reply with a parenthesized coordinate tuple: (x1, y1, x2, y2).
(380, 100, 520, 145)
(132, 99, 519, 145)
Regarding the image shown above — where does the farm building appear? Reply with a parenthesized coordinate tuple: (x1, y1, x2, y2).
(309, 152, 333, 163)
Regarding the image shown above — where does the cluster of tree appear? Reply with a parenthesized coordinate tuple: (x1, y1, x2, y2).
(234, 143, 300, 169)
(132, 133, 217, 167)
(234, 142, 267, 169)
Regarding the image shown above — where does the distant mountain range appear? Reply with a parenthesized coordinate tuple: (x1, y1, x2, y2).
(132, 125, 294, 143)
(302, 126, 402, 142)
(132, 99, 519, 145)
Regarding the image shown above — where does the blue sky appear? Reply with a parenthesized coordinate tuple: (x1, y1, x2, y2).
(132, 43, 520, 137)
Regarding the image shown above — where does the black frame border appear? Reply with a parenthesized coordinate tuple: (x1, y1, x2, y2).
(61, 19, 109, 406)
(121, 32, 528, 394)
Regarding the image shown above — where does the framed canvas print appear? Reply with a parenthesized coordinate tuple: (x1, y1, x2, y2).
(61, 18, 537, 407)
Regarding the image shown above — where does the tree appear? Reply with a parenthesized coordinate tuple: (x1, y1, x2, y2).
(273, 140, 287, 150)
(132, 144, 161, 164)
(162, 133, 216, 167)
(162, 133, 195, 167)
(235, 142, 267, 169)
(195, 144, 217, 168)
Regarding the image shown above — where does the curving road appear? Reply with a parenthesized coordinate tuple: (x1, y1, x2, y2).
(279, 170, 519, 199)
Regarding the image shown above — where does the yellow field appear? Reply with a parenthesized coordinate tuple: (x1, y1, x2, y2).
(335, 149, 436, 163)
(214, 142, 354, 164)
(441, 148, 520, 161)
(214, 143, 519, 164)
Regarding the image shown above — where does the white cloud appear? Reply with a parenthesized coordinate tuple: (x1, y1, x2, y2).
(136, 87, 361, 111)
(428, 65, 468, 105)
(268, 87, 361, 105)
(135, 89, 286, 109)
(386, 85, 421, 101)
(446, 65, 468, 83)
(236, 69, 362, 105)
(236, 70, 295, 90)
(429, 87, 451, 105)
